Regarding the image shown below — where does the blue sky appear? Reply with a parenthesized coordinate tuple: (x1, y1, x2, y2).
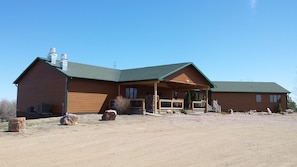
(1, 0, 296, 102)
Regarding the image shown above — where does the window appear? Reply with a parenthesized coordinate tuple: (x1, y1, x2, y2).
(270, 94, 281, 103)
(126, 88, 137, 99)
(256, 94, 262, 103)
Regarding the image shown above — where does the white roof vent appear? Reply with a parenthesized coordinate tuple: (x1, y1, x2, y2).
(60, 53, 68, 71)
(48, 48, 57, 64)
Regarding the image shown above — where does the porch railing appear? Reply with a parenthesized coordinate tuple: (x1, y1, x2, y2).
(158, 98, 184, 111)
(129, 98, 146, 114)
(110, 98, 146, 114)
(192, 100, 206, 111)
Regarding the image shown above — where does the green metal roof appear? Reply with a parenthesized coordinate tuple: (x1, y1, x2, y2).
(46, 58, 213, 86)
(14, 57, 214, 88)
(211, 81, 290, 93)
(50, 59, 121, 82)
(119, 62, 192, 82)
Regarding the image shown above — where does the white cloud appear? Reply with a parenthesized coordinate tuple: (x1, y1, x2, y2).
(250, 0, 257, 9)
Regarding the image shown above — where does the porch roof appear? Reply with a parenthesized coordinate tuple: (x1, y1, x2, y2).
(211, 81, 290, 93)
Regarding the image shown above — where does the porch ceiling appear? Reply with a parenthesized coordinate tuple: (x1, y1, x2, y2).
(160, 81, 210, 90)
(120, 80, 210, 90)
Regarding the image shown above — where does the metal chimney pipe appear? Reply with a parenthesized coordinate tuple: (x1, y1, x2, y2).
(60, 53, 68, 71)
(48, 48, 57, 64)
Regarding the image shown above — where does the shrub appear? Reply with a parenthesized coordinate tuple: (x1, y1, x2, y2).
(180, 109, 187, 114)
(114, 96, 130, 114)
(0, 99, 16, 122)
(287, 97, 297, 112)
(277, 103, 282, 113)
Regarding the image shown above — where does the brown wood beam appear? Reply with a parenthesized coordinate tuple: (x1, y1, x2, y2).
(154, 82, 158, 114)
(205, 87, 209, 113)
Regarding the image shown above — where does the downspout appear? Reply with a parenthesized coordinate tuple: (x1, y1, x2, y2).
(64, 77, 69, 115)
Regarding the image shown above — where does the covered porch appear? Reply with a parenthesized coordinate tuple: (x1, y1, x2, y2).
(115, 80, 212, 114)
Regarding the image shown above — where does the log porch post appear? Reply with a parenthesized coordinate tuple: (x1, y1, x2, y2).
(205, 87, 209, 113)
(154, 82, 158, 114)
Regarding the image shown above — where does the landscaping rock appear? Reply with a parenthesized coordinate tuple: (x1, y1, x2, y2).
(267, 108, 272, 115)
(8, 117, 26, 132)
(166, 110, 173, 114)
(102, 110, 117, 121)
(60, 113, 78, 125)
(286, 109, 294, 114)
(248, 110, 257, 115)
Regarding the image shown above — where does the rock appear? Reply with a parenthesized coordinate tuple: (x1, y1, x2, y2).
(248, 110, 257, 115)
(267, 108, 272, 115)
(286, 109, 294, 114)
(258, 111, 268, 115)
(8, 117, 26, 132)
(60, 113, 78, 125)
(166, 110, 173, 114)
(102, 110, 117, 121)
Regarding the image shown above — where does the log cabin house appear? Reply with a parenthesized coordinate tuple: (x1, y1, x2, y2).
(14, 53, 214, 117)
(13, 49, 290, 118)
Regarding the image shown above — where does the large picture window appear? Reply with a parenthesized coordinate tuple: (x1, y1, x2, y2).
(126, 88, 137, 99)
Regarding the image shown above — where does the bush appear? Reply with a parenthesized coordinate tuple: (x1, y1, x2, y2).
(114, 96, 130, 114)
(277, 103, 282, 113)
(287, 97, 297, 112)
(180, 109, 187, 114)
(0, 99, 16, 122)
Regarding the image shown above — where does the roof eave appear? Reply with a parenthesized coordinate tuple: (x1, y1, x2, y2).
(13, 57, 73, 84)
(212, 90, 290, 93)
(13, 57, 41, 84)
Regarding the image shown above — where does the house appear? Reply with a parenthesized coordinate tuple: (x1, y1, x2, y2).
(13, 49, 290, 118)
(13, 50, 214, 118)
(211, 81, 290, 112)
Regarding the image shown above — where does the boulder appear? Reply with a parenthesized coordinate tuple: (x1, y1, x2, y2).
(248, 110, 257, 115)
(8, 117, 26, 132)
(60, 113, 78, 125)
(102, 110, 117, 121)
(166, 110, 173, 114)
(286, 109, 294, 114)
(267, 108, 272, 115)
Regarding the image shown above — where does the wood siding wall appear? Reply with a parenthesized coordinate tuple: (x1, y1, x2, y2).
(212, 92, 287, 112)
(16, 61, 66, 116)
(67, 79, 118, 113)
(165, 66, 210, 87)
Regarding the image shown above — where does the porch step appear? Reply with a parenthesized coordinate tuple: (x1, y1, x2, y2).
(185, 110, 204, 115)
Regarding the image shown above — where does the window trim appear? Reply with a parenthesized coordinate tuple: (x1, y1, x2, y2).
(256, 94, 262, 103)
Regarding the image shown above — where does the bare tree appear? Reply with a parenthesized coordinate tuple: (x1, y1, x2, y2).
(0, 99, 16, 122)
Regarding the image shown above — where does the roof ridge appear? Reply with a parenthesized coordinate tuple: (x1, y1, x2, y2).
(211, 81, 290, 93)
(121, 62, 192, 71)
